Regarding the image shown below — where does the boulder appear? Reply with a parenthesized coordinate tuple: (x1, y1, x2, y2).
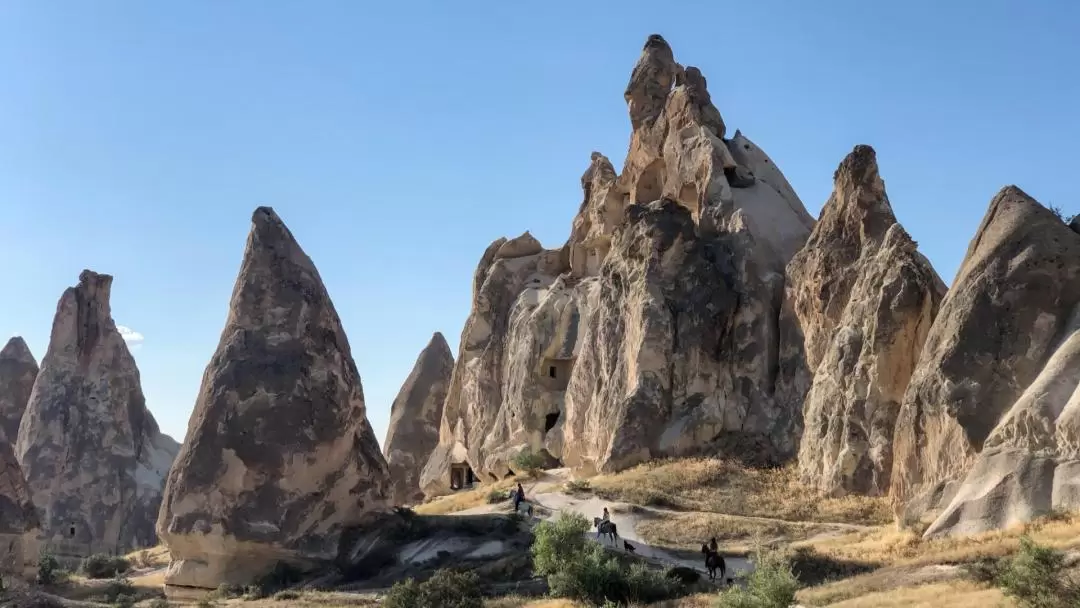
(0, 436, 39, 577)
(891, 187, 1080, 526)
(0, 337, 38, 443)
(790, 146, 944, 496)
(157, 207, 390, 590)
(383, 332, 454, 505)
(16, 270, 178, 558)
(420, 35, 814, 493)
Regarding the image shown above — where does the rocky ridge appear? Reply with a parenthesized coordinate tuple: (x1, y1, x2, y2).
(16, 270, 178, 557)
(0, 337, 38, 444)
(421, 34, 816, 495)
(157, 207, 391, 590)
(0, 435, 39, 576)
(383, 332, 454, 505)
(791, 145, 944, 497)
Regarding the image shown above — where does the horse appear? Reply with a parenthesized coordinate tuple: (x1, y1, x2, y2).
(593, 517, 618, 543)
(700, 544, 726, 583)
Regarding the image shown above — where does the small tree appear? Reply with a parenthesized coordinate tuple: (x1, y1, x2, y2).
(513, 448, 548, 477)
(382, 569, 483, 608)
(715, 546, 799, 608)
(37, 553, 62, 585)
(994, 537, 1080, 608)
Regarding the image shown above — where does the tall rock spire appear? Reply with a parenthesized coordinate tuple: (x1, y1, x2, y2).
(383, 332, 454, 505)
(158, 207, 390, 590)
(16, 270, 178, 557)
(0, 336, 38, 443)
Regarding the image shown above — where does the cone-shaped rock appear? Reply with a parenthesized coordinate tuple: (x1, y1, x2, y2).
(892, 187, 1080, 528)
(383, 332, 454, 505)
(16, 270, 179, 558)
(421, 35, 814, 494)
(0, 436, 39, 577)
(0, 337, 38, 443)
(789, 146, 944, 497)
(157, 207, 390, 590)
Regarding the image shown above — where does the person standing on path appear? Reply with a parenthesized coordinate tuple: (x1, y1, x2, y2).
(513, 482, 525, 513)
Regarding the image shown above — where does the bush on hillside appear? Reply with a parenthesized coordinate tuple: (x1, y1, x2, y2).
(487, 488, 510, 504)
(993, 536, 1080, 608)
(512, 448, 547, 477)
(37, 553, 64, 585)
(382, 568, 483, 608)
(714, 546, 798, 608)
(82, 554, 131, 579)
(101, 574, 135, 606)
(532, 512, 679, 605)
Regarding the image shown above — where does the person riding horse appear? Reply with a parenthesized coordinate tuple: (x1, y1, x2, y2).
(594, 508, 618, 542)
(700, 540, 726, 583)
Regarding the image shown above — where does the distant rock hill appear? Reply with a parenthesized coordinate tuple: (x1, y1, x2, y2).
(0, 336, 38, 444)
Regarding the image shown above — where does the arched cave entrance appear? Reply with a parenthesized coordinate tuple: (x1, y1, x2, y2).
(545, 411, 561, 433)
(634, 159, 665, 204)
(450, 462, 476, 491)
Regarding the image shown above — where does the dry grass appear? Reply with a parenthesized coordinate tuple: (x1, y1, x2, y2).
(820, 579, 1006, 607)
(798, 510, 1080, 569)
(124, 543, 171, 569)
(228, 590, 379, 606)
(588, 459, 892, 526)
(414, 478, 518, 515)
(635, 511, 838, 553)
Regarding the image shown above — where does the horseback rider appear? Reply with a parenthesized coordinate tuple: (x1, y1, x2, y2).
(596, 507, 610, 539)
(709, 537, 718, 554)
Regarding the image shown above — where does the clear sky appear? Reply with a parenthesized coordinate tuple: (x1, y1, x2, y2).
(1, 1, 1077, 446)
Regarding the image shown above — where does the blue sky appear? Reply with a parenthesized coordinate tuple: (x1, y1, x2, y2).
(1, 1, 1077, 445)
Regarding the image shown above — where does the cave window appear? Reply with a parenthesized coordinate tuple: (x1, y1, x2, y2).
(545, 411, 561, 433)
(541, 357, 574, 391)
(635, 159, 664, 204)
(69, 525, 76, 538)
(548, 366, 556, 379)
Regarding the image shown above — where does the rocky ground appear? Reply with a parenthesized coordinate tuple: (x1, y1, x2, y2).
(10, 459, 1079, 607)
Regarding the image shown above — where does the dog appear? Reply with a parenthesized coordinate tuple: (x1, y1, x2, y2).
(623, 540, 636, 554)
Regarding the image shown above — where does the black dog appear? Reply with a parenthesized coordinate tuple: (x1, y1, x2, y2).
(623, 540, 636, 554)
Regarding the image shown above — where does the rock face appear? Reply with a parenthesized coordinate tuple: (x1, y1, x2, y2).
(420, 35, 815, 495)
(0, 436, 39, 576)
(383, 332, 454, 505)
(0, 337, 38, 443)
(891, 187, 1080, 530)
(16, 270, 179, 557)
(157, 207, 390, 590)
(790, 146, 944, 497)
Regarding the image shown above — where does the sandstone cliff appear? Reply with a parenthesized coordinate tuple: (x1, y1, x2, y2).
(383, 332, 454, 505)
(0, 337, 38, 443)
(0, 436, 39, 577)
(891, 187, 1080, 527)
(421, 35, 815, 495)
(157, 207, 390, 590)
(791, 146, 944, 497)
(16, 270, 179, 557)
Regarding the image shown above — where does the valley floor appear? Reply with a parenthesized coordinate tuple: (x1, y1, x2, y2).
(14, 458, 1080, 607)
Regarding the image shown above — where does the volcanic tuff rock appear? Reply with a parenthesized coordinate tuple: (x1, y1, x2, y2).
(791, 146, 945, 497)
(0, 337, 38, 443)
(907, 192, 1080, 536)
(891, 187, 1080, 529)
(16, 270, 178, 557)
(157, 207, 390, 590)
(420, 35, 815, 495)
(0, 437, 39, 576)
(383, 332, 454, 505)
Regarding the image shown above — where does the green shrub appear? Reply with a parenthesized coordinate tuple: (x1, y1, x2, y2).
(531, 512, 678, 605)
(272, 590, 301, 600)
(715, 547, 798, 608)
(148, 599, 170, 608)
(211, 582, 244, 598)
(102, 575, 135, 605)
(37, 553, 64, 585)
(382, 569, 483, 608)
(993, 537, 1080, 608)
(244, 561, 305, 599)
(82, 553, 131, 579)
(564, 479, 591, 494)
(486, 488, 510, 504)
(512, 448, 547, 476)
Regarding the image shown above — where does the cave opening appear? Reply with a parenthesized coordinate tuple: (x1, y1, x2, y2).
(545, 411, 561, 433)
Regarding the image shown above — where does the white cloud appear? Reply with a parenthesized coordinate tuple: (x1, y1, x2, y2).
(117, 325, 145, 345)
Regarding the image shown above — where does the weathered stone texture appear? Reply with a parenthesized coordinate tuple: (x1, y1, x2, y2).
(383, 332, 454, 505)
(0, 436, 39, 576)
(420, 35, 815, 495)
(16, 270, 178, 558)
(157, 207, 390, 590)
(791, 146, 944, 497)
(891, 187, 1080, 529)
(0, 337, 38, 444)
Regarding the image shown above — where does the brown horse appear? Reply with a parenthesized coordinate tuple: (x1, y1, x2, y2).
(700, 544, 726, 583)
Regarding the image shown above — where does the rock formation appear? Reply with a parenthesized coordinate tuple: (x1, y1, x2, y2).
(383, 332, 454, 505)
(0, 436, 39, 577)
(157, 207, 390, 590)
(790, 146, 944, 497)
(0, 337, 38, 443)
(891, 187, 1080, 530)
(16, 270, 179, 557)
(421, 35, 815, 495)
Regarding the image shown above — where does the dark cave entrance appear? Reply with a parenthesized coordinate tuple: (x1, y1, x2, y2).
(545, 411, 561, 433)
